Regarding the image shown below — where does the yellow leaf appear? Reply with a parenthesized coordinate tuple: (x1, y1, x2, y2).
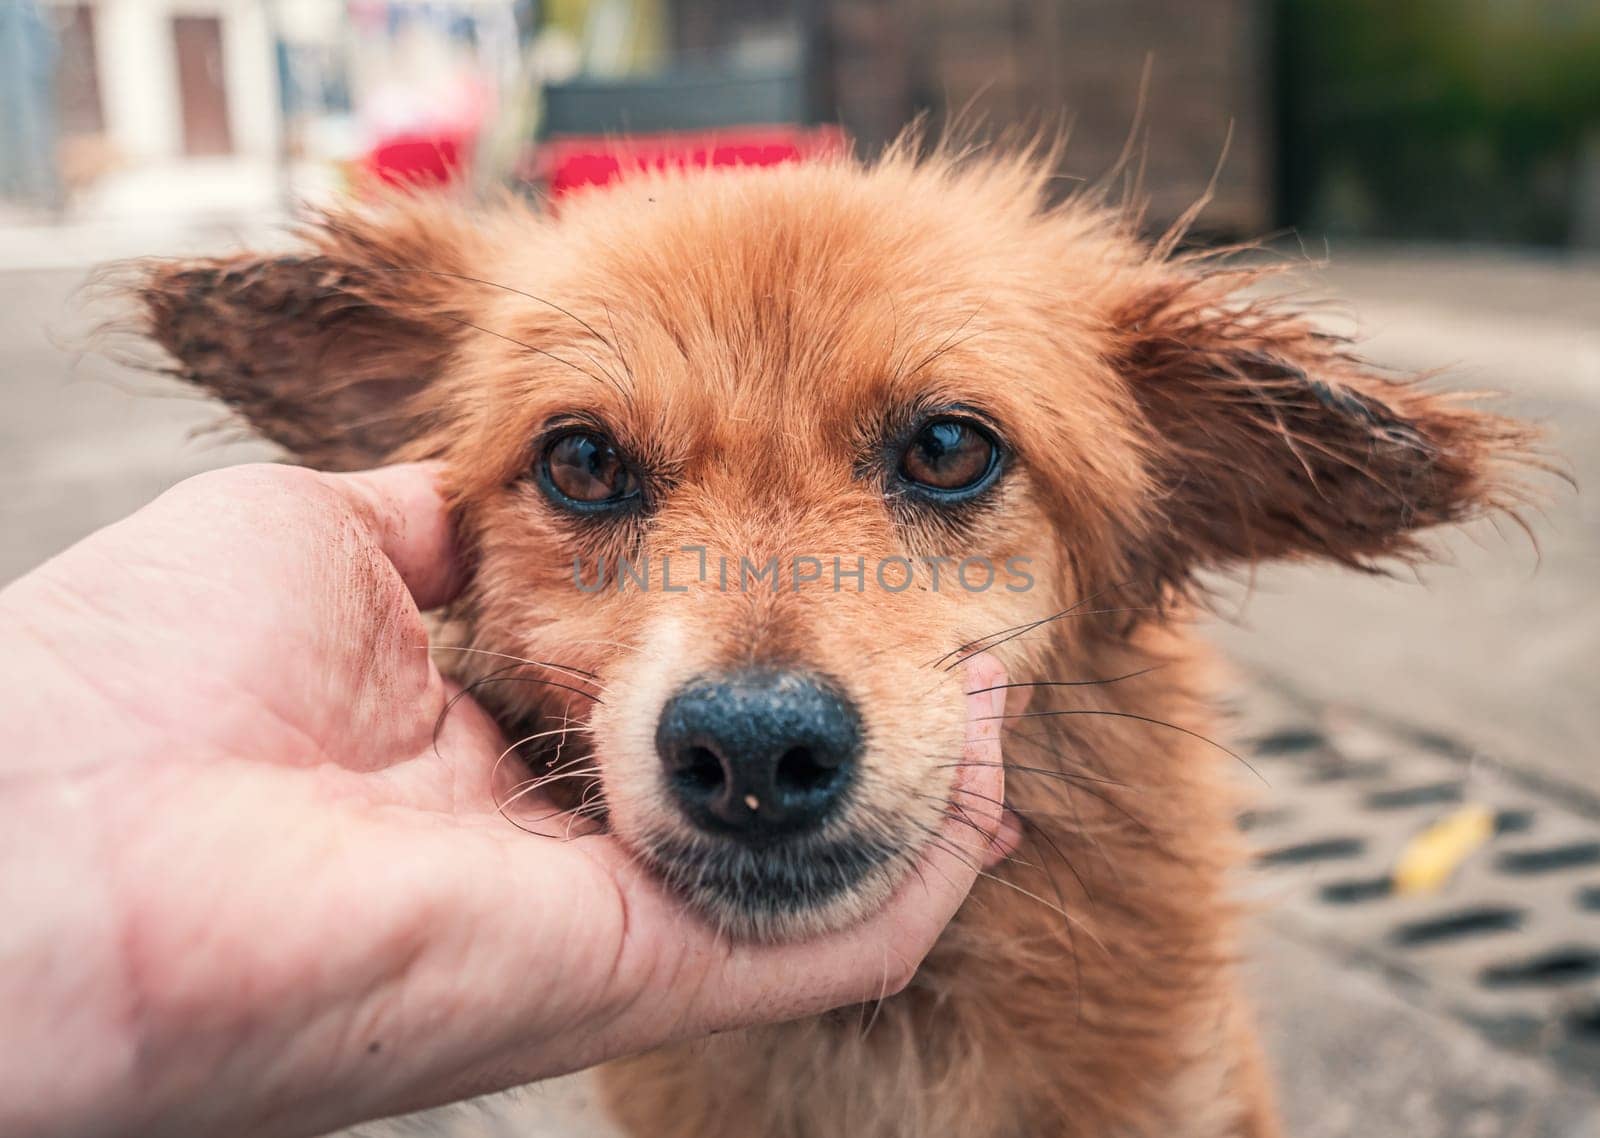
(1392, 804, 1494, 896)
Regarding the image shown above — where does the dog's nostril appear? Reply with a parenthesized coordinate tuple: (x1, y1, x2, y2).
(675, 745, 726, 794)
(776, 746, 838, 794)
(656, 669, 861, 839)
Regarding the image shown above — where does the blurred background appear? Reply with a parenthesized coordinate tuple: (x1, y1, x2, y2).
(4, 0, 1600, 239)
(2, 2, 1598, 1136)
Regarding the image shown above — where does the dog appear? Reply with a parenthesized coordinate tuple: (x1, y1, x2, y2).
(133, 139, 1532, 1137)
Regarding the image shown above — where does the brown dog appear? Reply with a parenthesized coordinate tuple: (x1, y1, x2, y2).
(134, 142, 1531, 1138)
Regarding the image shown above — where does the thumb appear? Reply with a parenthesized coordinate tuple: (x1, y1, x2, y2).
(318, 463, 462, 610)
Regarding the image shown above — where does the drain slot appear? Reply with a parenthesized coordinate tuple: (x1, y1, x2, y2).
(1306, 760, 1390, 783)
(1567, 1005, 1600, 1041)
(1321, 876, 1394, 904)
(1390, 906, 1524, 947)
(1481, 947, 1600, 989)
(1496, 842, 1600, 875)
(1493, 809, 1535, 835)
(1257, 837, 1366, 867)
(1254, 729, 1326, 755)
(1578, 886, 1600, 912)
(1365, 783, 1464, 810)
(1239, 807, 1293, 832)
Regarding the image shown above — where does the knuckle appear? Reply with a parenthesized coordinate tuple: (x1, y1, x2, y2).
(181, 463, 371, 532)
(175, 462, 324, 510)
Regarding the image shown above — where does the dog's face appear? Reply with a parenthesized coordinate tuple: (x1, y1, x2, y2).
(139, 152, 1525, 939)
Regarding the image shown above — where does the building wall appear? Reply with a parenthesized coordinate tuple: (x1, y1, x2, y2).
(43, 0, 281, 164)
(829, 0, 1272, 234)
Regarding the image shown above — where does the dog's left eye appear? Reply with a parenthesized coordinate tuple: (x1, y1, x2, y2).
(898, 418, 1000, 496)
(539, 430, 641, 512)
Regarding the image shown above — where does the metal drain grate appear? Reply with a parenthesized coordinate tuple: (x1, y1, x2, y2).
(1237, 682, 1600, 1088)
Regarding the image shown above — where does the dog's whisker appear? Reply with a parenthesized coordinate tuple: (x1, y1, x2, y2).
(543, 635, 640, 655)
(431, 652, 605, 779)
(492, 710, 586, 788)
(491, 717, 587, 769)
(974, 865, 1106, 956)
(943, 787, 1130, 831)
(468, 674, 603, 703)
(503, 763, 602, 795)
(505, 799, 606, 837)
(601, 301, 638, 390)
(370, 267, 626, 363)
(367, 266, 634, 399)
(921, 796, 1041, 872)
(564, 783, 609, 840)
(931, 782, 1089, 986)
(434, 660, 547, 761)
(431, 653, 600, 754)
(911, 818, 1106, 958)
(931, 579, 1142, 669)
(954, 784, 1108, 922)
(499, 755, 601, 793)
(428, 646, 599, 681)
(945, 757, 1165, 851)
(496, 766, 602, 813)
(445, 314, 626, 399)
(949, 794, 1137, 849)
(941, 608, 1156, 672)
(898, 304, 986, 382)
(964, 666, 1163, 696)
(984, 708, 1266, 783)
(937, 758, 1132, 790)
(907, 824, 979, 881)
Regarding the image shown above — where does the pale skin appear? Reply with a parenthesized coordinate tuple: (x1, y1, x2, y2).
(0, 462, 1012, 1138)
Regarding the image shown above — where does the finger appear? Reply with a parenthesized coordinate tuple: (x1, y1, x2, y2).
(321, 463, 461, 610)
(951, 654, 1020, 865)
(955, 653, 1017, 867)
(1002, 674, 1034, 724)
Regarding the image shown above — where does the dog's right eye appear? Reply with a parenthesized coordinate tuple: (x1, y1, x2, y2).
(896, 417, 1001, 499)
(539, 430, 641, 512)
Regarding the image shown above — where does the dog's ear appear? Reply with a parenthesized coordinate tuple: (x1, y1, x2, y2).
(136, 198, 490, 470)
(1111, 266, 1535, 587)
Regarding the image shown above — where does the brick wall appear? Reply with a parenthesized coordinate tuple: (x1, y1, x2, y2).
(827, 0, 1272, 234)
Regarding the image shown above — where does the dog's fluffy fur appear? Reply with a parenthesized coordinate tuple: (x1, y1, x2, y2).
(134, 141, 1533, 1137)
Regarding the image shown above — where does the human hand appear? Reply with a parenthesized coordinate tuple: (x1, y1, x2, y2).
(0, 463, 1011, 1138)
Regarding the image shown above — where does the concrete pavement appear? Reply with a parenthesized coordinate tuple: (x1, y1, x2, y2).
(0, 267, 272, 584)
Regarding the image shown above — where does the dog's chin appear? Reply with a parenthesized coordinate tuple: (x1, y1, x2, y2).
(640, 830, 907, 942)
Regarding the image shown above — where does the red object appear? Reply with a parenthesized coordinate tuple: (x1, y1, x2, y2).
(363, 131, 471, 188)
(539, 125, 848, 198)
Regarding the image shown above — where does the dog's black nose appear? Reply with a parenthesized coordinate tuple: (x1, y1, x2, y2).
(656, 670, 861, 839)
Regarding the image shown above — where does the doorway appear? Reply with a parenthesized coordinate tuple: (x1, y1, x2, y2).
(173, 15, 233, 156)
